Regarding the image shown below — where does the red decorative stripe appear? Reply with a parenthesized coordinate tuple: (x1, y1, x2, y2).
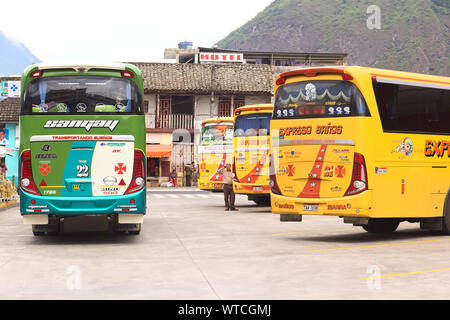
(238, 151, 269, 183)
(298, 145, 328, 198)
(209, 153, 227, 182)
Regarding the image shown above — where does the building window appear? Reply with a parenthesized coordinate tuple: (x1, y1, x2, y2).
(233, 96, 245, 110)
(157, 95, 171, 128)
(218, 97, 232, 117)
(171, 96, 194, 114)
(144, 100, 149, 113)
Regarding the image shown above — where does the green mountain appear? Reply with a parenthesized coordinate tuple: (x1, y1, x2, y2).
(0, 32, 40, 76)
(217, 0, 449, 76)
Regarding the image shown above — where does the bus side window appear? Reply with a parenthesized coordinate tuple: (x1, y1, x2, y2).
(375, 82, 450, 134)
(375, 83, 399, 129)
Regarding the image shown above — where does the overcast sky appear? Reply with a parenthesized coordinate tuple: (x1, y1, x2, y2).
(0, 0, 274, 63)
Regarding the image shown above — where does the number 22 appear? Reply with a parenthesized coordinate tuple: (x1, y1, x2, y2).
(76, 164, 89, 177)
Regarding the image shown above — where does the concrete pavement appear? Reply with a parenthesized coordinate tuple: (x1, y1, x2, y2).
(1, 190, 450, 299)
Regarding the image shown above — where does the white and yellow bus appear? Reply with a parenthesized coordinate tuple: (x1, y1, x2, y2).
(233, 104, 273, 205)
(198, 117, 234, 191)
(270, 66, 450, 234)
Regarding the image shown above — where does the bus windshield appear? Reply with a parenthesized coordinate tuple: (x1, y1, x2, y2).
(21, 76, 142, 114)
(201, 123, 233, 145)
(274, 80, 370, 119)
(234, 113, 271, 137)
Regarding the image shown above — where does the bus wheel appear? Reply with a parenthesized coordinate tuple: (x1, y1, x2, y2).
(33, 231, 45, 236)
(437, 192, 450, 235)
(362, 219, 400, 234)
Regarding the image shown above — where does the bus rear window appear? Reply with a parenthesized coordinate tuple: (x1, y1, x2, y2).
(21, 76, 142, 114)
(273, 81, 370, 119)
(234, 113, 271, 137)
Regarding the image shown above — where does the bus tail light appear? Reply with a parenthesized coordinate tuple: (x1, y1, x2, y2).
(269, 153, 282, 195)
(232, 157, 239, 183)
(344, 153, 368, 196)
(125, 150, 145, 194)
(20, 150, 40, 195)
(121, 70, 134, 78)
(342, 73, 353, 81)
(30, 70, 42, 78)
(276, 77, 286, 86)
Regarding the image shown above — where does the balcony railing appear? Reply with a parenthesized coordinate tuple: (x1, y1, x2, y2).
(155, 113, 194, 129)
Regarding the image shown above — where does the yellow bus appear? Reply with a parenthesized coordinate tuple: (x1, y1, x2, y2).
(233, 104, 273, 205)
(198, 117, 234, 191)
(270, 66, 450, 234)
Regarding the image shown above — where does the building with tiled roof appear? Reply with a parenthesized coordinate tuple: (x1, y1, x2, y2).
(133, 62, 273, 95)
(0, 98, 20, 122)
(130, 62, 275, 183)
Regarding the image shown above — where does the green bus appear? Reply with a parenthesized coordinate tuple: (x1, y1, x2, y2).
(19, 63, 147, 235)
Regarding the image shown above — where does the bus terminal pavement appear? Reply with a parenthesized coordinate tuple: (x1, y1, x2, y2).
(1, 190, 450, 299)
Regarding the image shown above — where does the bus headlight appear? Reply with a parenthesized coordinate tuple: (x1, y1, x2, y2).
(21, 178, 30, 188)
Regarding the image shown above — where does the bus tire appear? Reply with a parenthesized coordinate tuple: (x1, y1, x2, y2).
(362, 219, 399, 234)
(438, 190, 450, 235)
(33, 231, 45, 236)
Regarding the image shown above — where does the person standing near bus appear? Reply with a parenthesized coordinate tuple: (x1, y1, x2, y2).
(0, 159, 7, 179)
(191, 162, 198, 187)
(169, 169, 177, 187)
(184, 164, 192, 187)
(218, 164, 238, 211)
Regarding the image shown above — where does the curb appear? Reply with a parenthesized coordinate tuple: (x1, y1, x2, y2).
(147, 187, 201, 192)
(0, 199, 18, 211)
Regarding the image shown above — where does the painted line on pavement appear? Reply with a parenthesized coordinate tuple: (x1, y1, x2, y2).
(361, 267, 450, 280)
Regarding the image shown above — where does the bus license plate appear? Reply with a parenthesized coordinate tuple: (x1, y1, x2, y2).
(253, 186, 263, 191)
(73, 184, 80, 190)
(303, 204, 319, 212)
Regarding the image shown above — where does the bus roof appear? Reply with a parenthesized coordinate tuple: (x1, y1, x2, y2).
(201, 117, 234, 125)
(277, 66, 450, 89)
(36, 62, 127, 71)
(20, 63, 144, 98)
(234, 104, 273, 116)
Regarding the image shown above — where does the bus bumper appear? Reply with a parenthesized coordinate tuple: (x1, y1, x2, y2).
(233, 182, 270, 195)
(199, 181, 224, 191)
(271, 190, 373, 218)
(20, 188, 146, 217)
